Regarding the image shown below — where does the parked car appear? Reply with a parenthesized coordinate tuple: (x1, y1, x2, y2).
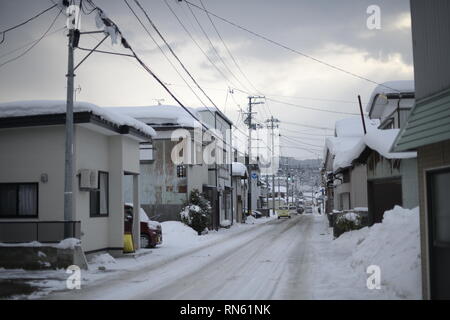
(277, 206, 291, 219)
(124, 204, 162, 248)
(251, 210, 263, 219)
(288, 205, 297, 214)
(304, 206, 313, 214)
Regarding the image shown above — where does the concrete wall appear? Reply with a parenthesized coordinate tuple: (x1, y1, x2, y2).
(416, 140, 450, 299)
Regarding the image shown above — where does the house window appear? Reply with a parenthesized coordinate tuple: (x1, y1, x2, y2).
(0, 183, 38, 218)
(90, 172, 109, 217)
(177, 165, 187, 178)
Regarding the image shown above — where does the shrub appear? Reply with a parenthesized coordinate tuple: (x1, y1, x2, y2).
(180, 189, 211, 235)
(334, 212, 362, 238)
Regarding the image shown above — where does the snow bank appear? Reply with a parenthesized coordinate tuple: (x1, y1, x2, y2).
(161, 221, 201, 248)
(55, 238, 80, 249)
(245, 216, 257, 224)
(220, 220, 232, 227)
(90, 253, 116, 265)
(321, 206, 421, 299)
(0, 100, 156, 137)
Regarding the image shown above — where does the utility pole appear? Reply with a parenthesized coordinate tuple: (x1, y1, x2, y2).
(244, 96, 264, 215)
(266, 116, 279, 215)
(64, 27, 76, 237)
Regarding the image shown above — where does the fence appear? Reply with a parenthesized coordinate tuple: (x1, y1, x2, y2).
(0, 221, 81, 243)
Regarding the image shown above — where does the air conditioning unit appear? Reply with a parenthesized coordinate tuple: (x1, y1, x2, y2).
(79, 169, 98, 190)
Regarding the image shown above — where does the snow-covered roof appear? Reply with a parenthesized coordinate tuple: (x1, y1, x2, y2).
(197, 107, 233, 125)
(0, 100, 156, 137)
(366, 80, 415, 112)
(326, 115, 415, 171)
(106, 105, 203, 128)
(232, 162, 248, 177)
(334, 116, 379, 138)
(331, 127, 416, 171)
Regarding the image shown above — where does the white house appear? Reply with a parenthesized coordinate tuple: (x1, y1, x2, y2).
(0, 101, 155, 264)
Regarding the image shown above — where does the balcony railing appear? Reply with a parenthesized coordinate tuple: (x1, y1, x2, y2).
(0, 221, 81, 243)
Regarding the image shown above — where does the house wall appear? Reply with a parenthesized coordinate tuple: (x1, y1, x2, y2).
(350, 164, 368, 209)
(0, 125, 142, 254)
(75, 128, 141, 254)
(0, 126, 66, 222)
(334, 181, 350, 211)
(416, 140, 450, 299)
(411, 0, 450, 100)
(139, 139, 188, 221)
(366, 152, 419, 209)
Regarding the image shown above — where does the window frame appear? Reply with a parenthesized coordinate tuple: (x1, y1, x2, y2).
(427, 166, 450, 247)
(0, 182, 39, 218)
(89, 171, 109, 218)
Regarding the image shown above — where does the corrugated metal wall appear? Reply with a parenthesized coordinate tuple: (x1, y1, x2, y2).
(411, 0, 450, 100)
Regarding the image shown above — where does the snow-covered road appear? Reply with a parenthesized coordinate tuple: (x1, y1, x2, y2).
(48, 214, 325, 300)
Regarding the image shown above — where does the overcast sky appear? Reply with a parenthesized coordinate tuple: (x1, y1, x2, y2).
(0, 0, 413, 160)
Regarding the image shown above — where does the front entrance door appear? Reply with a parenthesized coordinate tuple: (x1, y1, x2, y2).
(427, 168, 450, 299)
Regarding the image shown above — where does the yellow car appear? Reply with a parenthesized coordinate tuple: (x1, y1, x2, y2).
(277, 206, 291, 219)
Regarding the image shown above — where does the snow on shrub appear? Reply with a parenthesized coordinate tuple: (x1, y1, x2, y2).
(334, 211, 363, 237)
(180, 189, 211, 235)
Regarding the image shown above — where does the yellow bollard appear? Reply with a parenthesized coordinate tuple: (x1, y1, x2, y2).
(123, 233, 135, 253)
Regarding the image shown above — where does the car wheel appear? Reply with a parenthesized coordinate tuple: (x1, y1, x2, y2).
(140, 234, 150, 248)
(278, 217, 280, 219)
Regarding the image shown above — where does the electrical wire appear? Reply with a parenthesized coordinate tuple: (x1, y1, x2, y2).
(0, 3, 58, 44)
(0, 9, 63, 69)
(183, 0, 402, 93)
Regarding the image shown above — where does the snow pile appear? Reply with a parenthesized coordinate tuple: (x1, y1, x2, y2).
(55, 238, 80, 250)
(106, 105, 203, 128)
(0, 100, 156, 137)
(220, 220, 232, 227)
(161, 221, 202, 248)
(90, 253, 116, 265)
(232, 162, 248, 177)
(317, 206, 421, 299)
(245, 216, 257, 224)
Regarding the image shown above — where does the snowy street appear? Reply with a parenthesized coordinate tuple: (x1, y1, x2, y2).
(46, 214, 324, 300)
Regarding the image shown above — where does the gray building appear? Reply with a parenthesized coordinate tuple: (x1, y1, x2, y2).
(392, 0, 450, 300)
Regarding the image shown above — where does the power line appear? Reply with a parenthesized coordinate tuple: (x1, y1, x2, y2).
(184, 0, 251, 93)
(183, 0, 402, 93)
(266, 97, 359, 116)
(281, 135, 324, 149)
(0, 27, 65, 60)
(0, 9, 63, 69)
(0, 3, 58, 45)
(198, 0, 260, 95)
(281, 120, 334, 131)
(129, 0, 250, 145)
(281, 127, 333, 137)
(123, 0, 209, 108)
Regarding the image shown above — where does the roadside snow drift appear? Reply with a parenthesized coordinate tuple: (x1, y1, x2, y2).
(314, 206, 421, 299)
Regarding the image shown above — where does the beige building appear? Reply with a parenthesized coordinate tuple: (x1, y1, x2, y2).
(0, 101, 154, 257)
